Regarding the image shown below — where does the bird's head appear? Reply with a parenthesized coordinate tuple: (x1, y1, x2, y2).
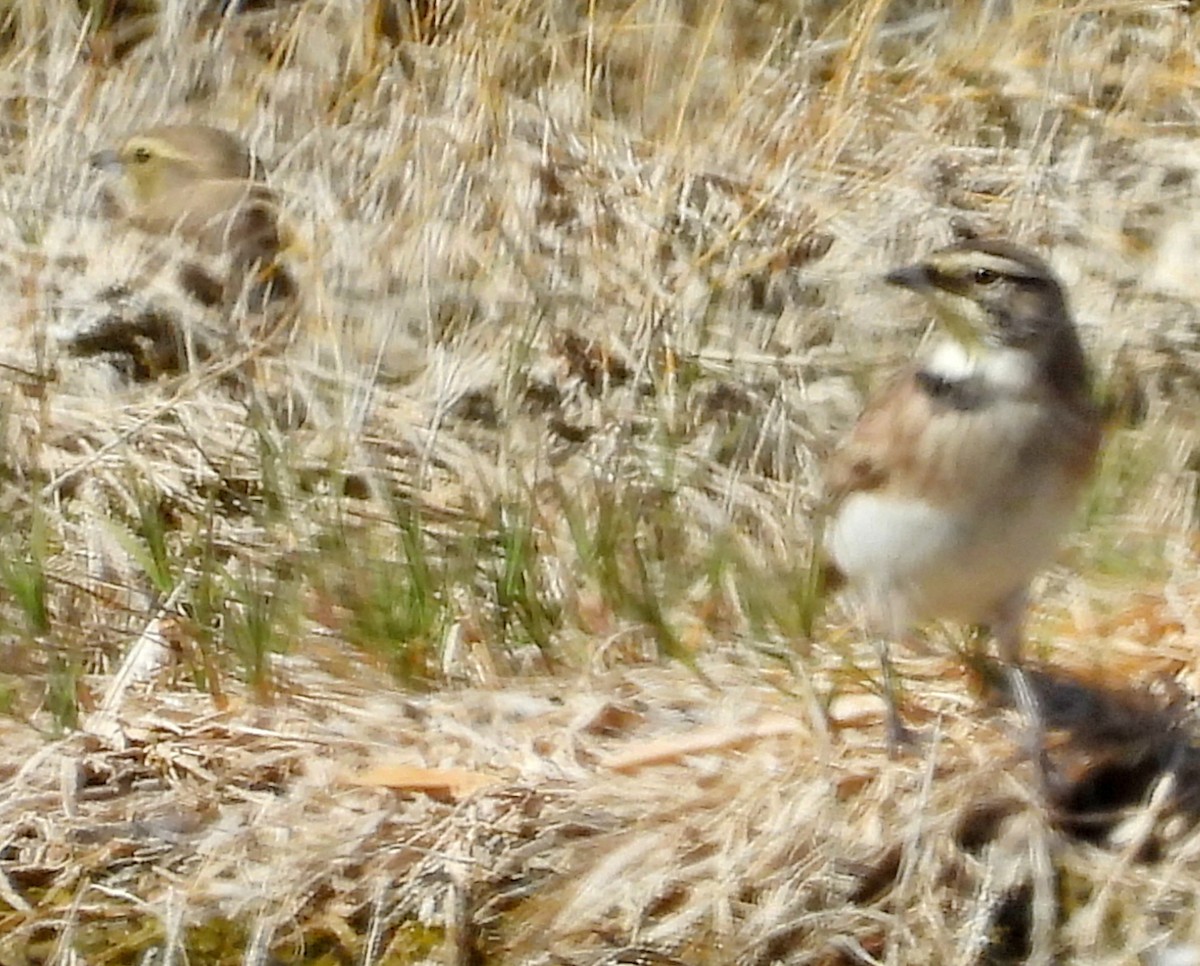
(90, 124, 257, 205)
(886, 239, 1071, 354)
(886, 239, 1088, 397)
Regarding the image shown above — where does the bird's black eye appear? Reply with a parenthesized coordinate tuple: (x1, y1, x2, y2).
(131, 146, 152, 164)
(973, 267, 999, 285)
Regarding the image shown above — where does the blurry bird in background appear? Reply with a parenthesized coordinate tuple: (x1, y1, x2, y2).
(91, 122, 297, 316)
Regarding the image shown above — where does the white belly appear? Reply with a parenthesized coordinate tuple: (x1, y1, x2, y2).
(827, 485, 1075, 627)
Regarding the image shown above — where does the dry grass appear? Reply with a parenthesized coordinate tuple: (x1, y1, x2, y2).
(0, 0, 1197, 962)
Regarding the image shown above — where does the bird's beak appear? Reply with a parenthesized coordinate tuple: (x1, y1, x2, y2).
(90, 149, 122, 172)
(884, 263, 932, 291)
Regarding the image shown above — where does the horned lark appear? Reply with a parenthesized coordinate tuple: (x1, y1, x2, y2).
(824, 239, 1101, 748)
(91, 123, 295, 312)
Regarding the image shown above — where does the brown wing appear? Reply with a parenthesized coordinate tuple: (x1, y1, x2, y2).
(823, 370, 926, 509)
(1054, 394, 1104, 488)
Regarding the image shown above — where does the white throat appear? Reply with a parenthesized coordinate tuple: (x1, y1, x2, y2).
(923, 339, 1039, 396)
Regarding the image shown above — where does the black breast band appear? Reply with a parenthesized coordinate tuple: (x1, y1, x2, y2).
(915, 369, 987, 411)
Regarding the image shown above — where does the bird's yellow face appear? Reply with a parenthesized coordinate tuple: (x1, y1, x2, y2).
(89, 124, 299, 312)
(92, 125, 257, 207)
(112, 135, 201, 203)
(886, 241, 1068, 355)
